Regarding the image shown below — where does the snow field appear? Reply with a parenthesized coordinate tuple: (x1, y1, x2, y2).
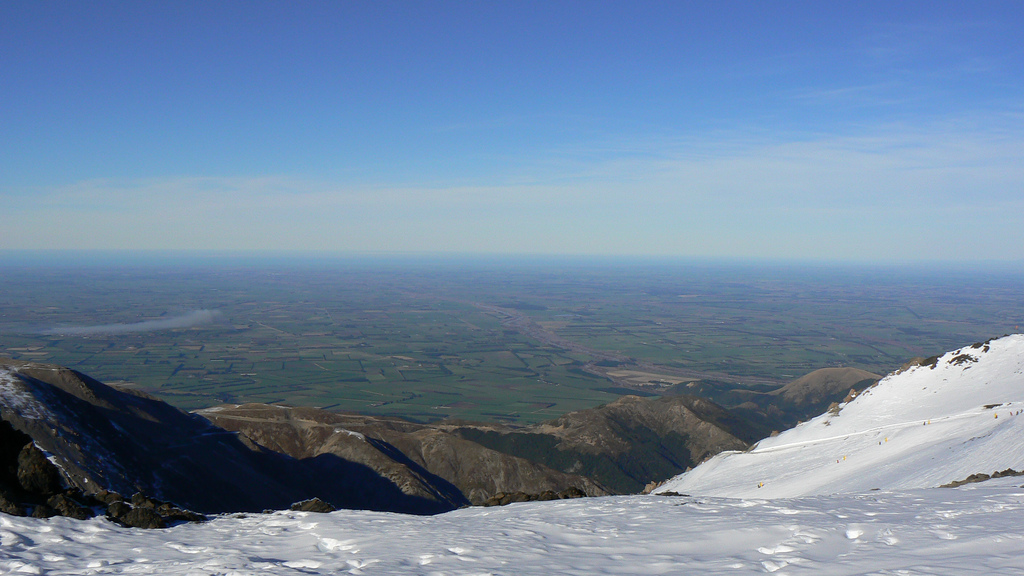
(660, 335, 1024, 498)
(3, 482, 1024, 575)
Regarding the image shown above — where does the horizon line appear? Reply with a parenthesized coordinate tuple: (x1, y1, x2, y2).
(1, 248, 1022, 271)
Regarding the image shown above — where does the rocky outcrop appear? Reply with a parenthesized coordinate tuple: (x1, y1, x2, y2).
(481, 486, 587, 507)
(290, 497, 336, 513)
(16, 443, 62, 496)
(1, 417, 84, 519)
(941, 468, 1024, 488)
(0, 418, 205, 527)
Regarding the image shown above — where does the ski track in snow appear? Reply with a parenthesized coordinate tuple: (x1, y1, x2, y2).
(749, 406, 994, 455)
(2, 482, 1024, 575)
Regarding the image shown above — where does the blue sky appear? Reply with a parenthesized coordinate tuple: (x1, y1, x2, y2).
(2, 1, 1022, 261)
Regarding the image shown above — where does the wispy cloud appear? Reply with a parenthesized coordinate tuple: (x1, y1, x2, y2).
(43, 310, 224, 336)
(5, 112, 1023, 261)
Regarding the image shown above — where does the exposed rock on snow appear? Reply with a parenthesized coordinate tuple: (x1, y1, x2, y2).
(289, 497, 336, 513)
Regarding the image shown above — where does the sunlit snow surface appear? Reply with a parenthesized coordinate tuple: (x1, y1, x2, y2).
(661, 334, 1024, 499)
(2, 480, 1024, 575)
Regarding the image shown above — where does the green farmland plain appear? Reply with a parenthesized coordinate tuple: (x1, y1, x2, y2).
(1, 257, 1021, 424)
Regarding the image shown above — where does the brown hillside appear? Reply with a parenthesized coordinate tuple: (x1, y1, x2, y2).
(771, 367, 881, 411)
(198, 404, 606, 505)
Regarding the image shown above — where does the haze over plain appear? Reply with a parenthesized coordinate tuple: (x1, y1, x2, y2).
(2, 1, 1023, 263)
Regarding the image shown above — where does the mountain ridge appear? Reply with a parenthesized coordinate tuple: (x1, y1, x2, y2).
(196, 403, 607, 505)
(0, 358, 458, 515)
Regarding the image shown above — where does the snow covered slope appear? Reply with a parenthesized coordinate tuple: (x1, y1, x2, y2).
(659, 334, 1024, 498)
(2, 481, 1024, 575)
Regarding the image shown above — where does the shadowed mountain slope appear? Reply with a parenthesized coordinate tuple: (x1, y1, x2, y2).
(0, 358, 457, 514)
(199, 394, 753, 498)
(197, 404, 606, 505)
(446, 394, 753, 494)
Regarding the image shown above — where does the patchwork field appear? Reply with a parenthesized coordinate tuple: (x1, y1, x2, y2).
(1, 258, 1020, 424)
